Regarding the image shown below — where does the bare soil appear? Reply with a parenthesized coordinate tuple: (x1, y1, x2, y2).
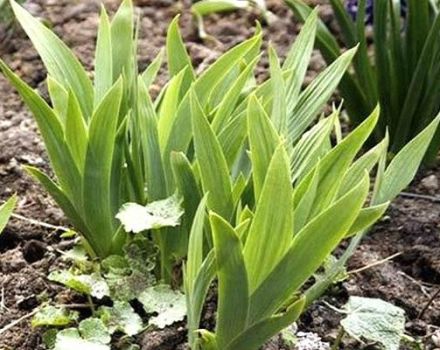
(0, 1, 439, 349)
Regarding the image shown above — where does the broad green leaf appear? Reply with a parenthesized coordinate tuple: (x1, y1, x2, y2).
(47, 77, 68, 123)
(188, 251, 216, 350)
(249, 173, 370, 322)
(0, 195, 17, 234)
(171, 152, 202, 237)
(10, 1, 93, 117)
(244, 145, 293, 292)
(158, 69, 186, 149)
(137, 77, 167, 201)
(376, 114, 440, 203)
(212, 56, 259, 133)
(288, 46, 358, 143)
(162, 35, 261, 180)
(210, 213, 249, 349)
(191, 91, 233, 219)
(308, 108, 379, 216)
(218, 111, 248, 169)
(23, 166, 89, 236)
(186, 195, 209, 292)
(194, 34, 262, 107)
(232, 174, 247, 207)
(341, 297, 406, 350)
(32, 305, 79, 327)
(94, 6, 113, 106)
(65, 91, 88, 172)
(285, 0, 370, 122)
(138, 285, 186, 329)
(339, 136, 388, 197)
(283, 8, 318, 107)
(293, 164, 319, 233)
(291, 112, 336, 183)
(116, 195, 183, 233)
(346, 203, 389, 238)
(110, 0, 134, 80)
(269, 46, 287, 134)
(166, 16, 195, 95)
(224, 297, 305, 350)
(141, 48, 164, 88)
(247, 95, 280, 200)
(0, 60, 81, 205)
(83, 79, 123, 256)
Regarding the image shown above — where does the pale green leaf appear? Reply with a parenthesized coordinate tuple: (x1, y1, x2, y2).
(99, 302, 143, 336)
(210, 213, 249, 349)
(48, 271, 109, 299)
(138, 285, 186, 329)
(191, 91, 233, 219)
(249, 173, 370, 322)
(341, 297, 406, 350)
(32, 305, 79, 327)
(116, 195, 184, 233)
(79, 318, 111, 345)
(54, 328, 110, 350)
(166, 16, 195, 94)
(244, 145, 293, 292)
(247, 95, 280, 200)
(376, 114, 440, 203)
(94, 6, 113, 106)
(0, 195, 17, 234)
(11, 0, 93, 116)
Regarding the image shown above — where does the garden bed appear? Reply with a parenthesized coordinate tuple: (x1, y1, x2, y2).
(0, 0, 439, 349)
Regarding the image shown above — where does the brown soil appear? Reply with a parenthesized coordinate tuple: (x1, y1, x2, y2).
(0, 1, 439, 349)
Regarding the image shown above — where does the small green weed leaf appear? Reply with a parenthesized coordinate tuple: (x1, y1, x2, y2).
(138, 285, 186, 329)
(78, 318, 111, 345)
(116, 195, 184, 233)
(42, 329, 57, 349)
(101, 255, 131, 275)
(49, 271, 109, 299)
(32, 305, 79, 327)
(341, 296, 406, 350)
(0, 195, 17, 234)
(99, 301, 143, 336)
(62, 245, 89, 264)
(54, 328, 110, 350)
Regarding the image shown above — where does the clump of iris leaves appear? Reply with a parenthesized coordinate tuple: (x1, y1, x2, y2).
(0, 0, 439, 349)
